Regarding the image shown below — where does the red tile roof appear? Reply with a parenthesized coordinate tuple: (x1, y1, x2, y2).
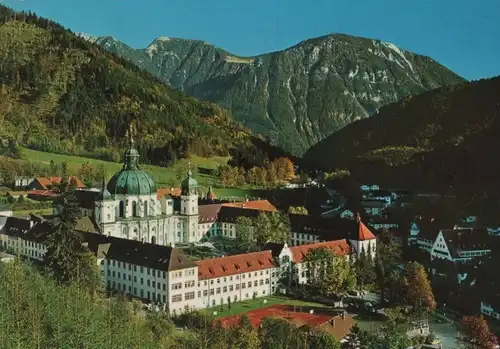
(156, 187, 181, 199)
(222, 200, 278, 212)
(35, 176, 85, 189)
(217, 305, 353, 339)
(198, 204, 222, 223)
(27, 190, 60, 198)
(289, 239, 352, 263)
(194, 250, 278, 280)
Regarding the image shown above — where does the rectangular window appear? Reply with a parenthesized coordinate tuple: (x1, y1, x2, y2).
(152, 281, 155, 288)
(140, 267, 144, 273)
(242, 283, 246, 289)
(216, 288, 221, 294)
(147, 280, 150, 287)
(210, 289, 214, 295)
(198, 291, 201, 298)
(172, 283, 182, 290)
(229, 285, 234, 291)
(134, 276, 137, 282)
(223, 286, 227, 293)
(203, 290, 208, 296)
(248, 282, 252, 288)
(259, 280, 263, 286)
(185, 292, 195, 300)
(172, 294, 182, 303)
(112, 271, 115, 278)
(254, 281, 258, 287)
(163, 284, 166, 291)
(184, 280, 195, 288)
(147, 268, 150, 275)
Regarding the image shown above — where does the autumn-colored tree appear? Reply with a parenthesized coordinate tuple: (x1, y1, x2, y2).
(266, 162, 278, 186)
(458, 315, 498, 349)
(246, 167, 259, 185)
(288, 206, 308, 215)
(237, 167, 246, 187)
(397, 262, 436, 316)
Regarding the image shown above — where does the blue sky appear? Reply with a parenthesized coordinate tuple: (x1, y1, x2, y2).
(3, 0, 499, 80)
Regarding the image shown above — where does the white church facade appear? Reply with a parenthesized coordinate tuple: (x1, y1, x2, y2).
(57, 134, 201, 247)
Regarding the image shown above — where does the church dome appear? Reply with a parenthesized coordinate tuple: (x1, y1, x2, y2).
(106, 128, 157, 196)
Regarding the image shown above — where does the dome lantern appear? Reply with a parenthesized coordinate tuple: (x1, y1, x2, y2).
(106, 123, 157, 196)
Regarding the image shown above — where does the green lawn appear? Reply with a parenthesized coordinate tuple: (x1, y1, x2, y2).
(204, 296, 327, 319)
(13, 208, 53, 217)
(21, 148, 269, 199)
(22, 148, 228, 188)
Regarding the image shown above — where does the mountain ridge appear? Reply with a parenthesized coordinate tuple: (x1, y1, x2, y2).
(80, 32, 465, 155)
(303, 76, 500, 196)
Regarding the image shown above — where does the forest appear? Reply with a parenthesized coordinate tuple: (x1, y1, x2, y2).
(0, 5, 288, 170)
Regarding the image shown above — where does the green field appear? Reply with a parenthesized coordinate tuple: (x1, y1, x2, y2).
(204, 296, 327, 319)
(21, 148, 258, 199)
(13, 208, 53, 217)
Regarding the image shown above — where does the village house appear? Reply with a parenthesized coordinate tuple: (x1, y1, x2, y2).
(430, 228, 491, 263)
(361, 199, 387, 216)
(28, 176, 85, 191)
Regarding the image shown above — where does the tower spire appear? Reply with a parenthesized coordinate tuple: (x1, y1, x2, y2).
(123, 122, 140, 170)
(128, 123, 134, 147)
(187, 161, 192, 177)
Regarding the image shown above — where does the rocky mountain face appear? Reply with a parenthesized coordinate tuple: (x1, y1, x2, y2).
(81, 33, 465, 155)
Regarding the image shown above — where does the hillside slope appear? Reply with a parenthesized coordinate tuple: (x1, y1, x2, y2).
(0, 6, 286, 168)
(303, 76, 500, 194)
(83, 33, 464, 155)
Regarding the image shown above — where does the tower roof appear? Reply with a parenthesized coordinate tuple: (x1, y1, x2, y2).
(356, 213, 376, 241)
(181, 162, 198, 195)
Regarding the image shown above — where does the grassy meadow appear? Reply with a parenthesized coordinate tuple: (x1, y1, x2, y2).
(21, 148, 258, 199)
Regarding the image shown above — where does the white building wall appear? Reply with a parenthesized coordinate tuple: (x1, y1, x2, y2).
(198, 268, 278, 308)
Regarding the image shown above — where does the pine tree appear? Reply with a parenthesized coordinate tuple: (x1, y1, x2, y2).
(44, 181, 98, 290)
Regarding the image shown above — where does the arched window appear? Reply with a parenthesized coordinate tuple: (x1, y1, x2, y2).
(119, 201, 125, 218)
(151, 236, 156, 244)
(123, 228, 127, 238)
(132, 201, 137, 217)
(144, 201, 148, 216)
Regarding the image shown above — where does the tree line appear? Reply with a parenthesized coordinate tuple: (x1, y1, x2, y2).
(218, 157, 295, 188)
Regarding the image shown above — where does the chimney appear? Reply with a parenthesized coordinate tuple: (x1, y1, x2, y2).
(341, 311, 345, 320)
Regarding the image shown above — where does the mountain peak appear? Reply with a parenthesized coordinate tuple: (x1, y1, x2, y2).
(89, 32, 464, 155)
